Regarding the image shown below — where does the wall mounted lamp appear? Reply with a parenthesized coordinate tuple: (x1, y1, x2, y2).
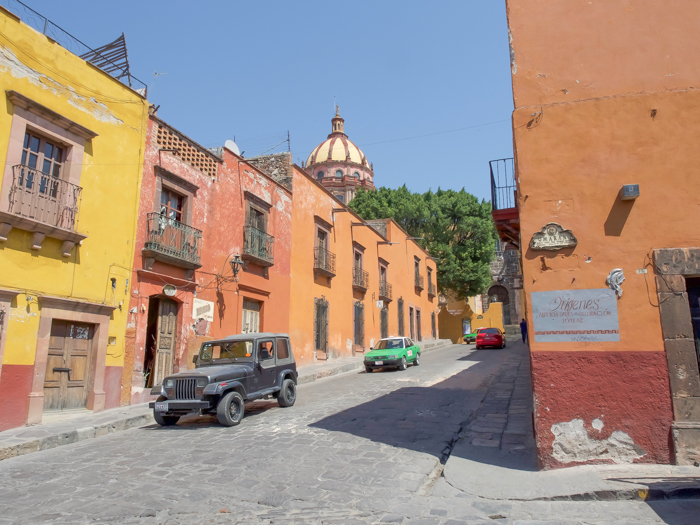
(230, 254, 243, 280)
(620, 184, 640, 200)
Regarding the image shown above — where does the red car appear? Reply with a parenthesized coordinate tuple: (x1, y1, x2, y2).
(476, 328, 506, 349)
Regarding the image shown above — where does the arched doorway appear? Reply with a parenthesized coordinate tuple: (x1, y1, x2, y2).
(488, 284, 511, 326)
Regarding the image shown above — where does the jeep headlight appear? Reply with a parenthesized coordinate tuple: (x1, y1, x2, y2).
(164, 379, 174, 388)
(196, 377, 207, 388)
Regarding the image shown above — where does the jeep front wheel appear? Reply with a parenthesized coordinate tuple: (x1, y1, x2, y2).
(153, 396, 180, 426)
(217, 391, 245, 427)
(277, 379, 296, 407)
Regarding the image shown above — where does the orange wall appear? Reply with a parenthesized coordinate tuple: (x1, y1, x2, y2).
(290, 167, 438, 366)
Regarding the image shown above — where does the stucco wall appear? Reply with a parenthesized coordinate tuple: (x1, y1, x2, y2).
(0, 10, 148, 429)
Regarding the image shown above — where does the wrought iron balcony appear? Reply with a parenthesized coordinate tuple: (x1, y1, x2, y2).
(490, 158, 520, 247)
(379, 280, 393, 301)
(314, 246, 336, 277)
(428, 280, 436, 297)
(143, 213, 202, 269)
(243, 225, 274, 266)
(353, 266, 369, 291)
(7, 165, 82, 231)
(415, 273, 424, 290)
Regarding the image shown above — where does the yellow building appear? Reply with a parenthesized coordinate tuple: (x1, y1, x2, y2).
(438, 293, 504, 344)
(0, 7, 147, 430)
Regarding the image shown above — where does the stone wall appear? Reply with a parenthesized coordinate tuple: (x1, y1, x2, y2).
(247, 152, 293, 191)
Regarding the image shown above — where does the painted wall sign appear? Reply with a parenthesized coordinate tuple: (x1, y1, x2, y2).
(530, 223, 577, 251)
(531, 288, 619, 342)
(193, 298, 215, 322)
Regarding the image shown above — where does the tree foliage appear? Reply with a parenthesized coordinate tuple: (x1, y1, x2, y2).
(349, 185, 495, 300)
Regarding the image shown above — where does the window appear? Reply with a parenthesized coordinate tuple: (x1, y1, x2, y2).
(405, 338, 414, 347)
(316, 226, 328, 250)
(375, 338, 403, 350)
(354, 250, 363, 270)
(335, 169, 343, 178)
(416, 309, 422, 341)
(258, 340, 275, 360)
(336, 194, 344, 203)
(431, 312, 437, 339)
(380, 305, 389, 338)
(354, 301, 364, 346)
(242, 299, 261, 334)
(409, 306, 415, 340)
(353, 172, 360, 179)
(246, 203, 267, 232)
(276, 338, 290, 359)
(199, 340, 254, 363)
(160, 188, 184, 222)
(22, 132, 64, 178)
(398, 298, 405, 337)
(314, 297, 329, 354)
(317, 171, 324, 179)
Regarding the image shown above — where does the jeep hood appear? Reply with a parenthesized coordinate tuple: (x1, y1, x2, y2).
(168, 364, 251, 382)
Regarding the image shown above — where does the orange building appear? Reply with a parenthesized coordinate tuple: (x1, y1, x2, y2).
(289, 166, 438, 366)
(123, 114, 291, 405)
(502, 0, 700, 467)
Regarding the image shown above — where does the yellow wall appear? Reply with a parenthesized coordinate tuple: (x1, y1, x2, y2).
(290, 167, 439, 366)
(0, 10, 147, 368)
(438, 295, 504, 344)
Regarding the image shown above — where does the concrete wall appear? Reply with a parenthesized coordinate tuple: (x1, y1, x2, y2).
(506, 0, 700, 467)
(0, 9, 147, 429)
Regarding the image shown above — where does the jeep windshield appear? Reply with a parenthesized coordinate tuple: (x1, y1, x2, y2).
(374, 339, 404, 350)
(198, 340, 254, 364)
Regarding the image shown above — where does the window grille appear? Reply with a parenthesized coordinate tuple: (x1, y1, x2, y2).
(380, 306, 389, 339)
(353, 301, 364, 346)
(398, 298, 405, 337)
(314, 297, 329, 354)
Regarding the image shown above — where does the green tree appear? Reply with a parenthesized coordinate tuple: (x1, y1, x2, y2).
(350, 186, 495, 300)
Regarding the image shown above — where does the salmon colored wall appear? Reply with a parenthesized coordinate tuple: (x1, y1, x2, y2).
(505, 0, 688, 467)
(290, 167, 438, 367)
(123, 117, 291, 405)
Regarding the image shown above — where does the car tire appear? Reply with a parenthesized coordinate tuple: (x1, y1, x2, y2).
(475, 345, 481, 350)
(502, 340, 507, 349)
(365, 366, 373, 373)
(277, 378, 297, 407)
(217, 390, 245, 427)
(153, 411, 180, 426)
(399, 356, 407, 371)
(413, 353, 421, 366)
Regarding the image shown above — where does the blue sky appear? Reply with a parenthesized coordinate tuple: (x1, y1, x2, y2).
(5, 0, 514, 201)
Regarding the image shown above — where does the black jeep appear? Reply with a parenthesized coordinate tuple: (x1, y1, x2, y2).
(148, 333, 297, 427)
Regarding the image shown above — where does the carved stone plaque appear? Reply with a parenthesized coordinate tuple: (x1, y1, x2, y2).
(530, 223, 577, 251)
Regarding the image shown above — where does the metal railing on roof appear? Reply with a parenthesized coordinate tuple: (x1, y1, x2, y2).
(490, 158, 516, 211)
(4, 1, 147, 95)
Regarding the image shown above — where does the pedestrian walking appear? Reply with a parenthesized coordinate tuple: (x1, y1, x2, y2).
(520, 318, 528, 344)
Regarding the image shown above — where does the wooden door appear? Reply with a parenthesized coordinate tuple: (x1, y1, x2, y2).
(153, 299, 178, 386)
(43, 320, 93, 411)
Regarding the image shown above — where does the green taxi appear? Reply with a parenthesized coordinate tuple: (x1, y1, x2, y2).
(364, 337, 420, 372)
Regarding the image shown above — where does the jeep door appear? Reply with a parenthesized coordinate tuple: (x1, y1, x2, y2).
(255, 338, 277, 391)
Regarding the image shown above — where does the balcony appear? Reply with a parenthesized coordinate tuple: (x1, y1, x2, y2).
(314, 246, 336, 277)
(353, 266, 369, 291)
(243, 225, 274, 267)
(143, 213, 202, 269)
(428, 280, 436, 297)
(0, 165, 87, 256)
(379, 280, 393, 302)
(490, 158, 520, 247)
(415, 273, 424, 290)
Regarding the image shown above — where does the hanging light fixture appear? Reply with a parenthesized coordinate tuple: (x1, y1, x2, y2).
(230, 254, 243, 280)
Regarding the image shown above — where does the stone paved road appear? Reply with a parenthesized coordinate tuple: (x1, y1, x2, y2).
(0, 344, 697, 525)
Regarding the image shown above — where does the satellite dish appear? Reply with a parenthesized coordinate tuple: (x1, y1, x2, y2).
(224, 139, 240, 156)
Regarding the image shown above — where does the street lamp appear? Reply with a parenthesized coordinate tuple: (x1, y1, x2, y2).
(230, 254, 243, 280)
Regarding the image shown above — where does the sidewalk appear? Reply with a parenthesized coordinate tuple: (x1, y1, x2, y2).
(0, 338, 454, 461)
(442, 340, 700, 501)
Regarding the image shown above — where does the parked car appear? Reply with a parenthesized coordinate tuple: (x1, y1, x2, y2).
(149, 333, 297, 427)
(463, 331, 478, 344)
(475, 328, 506, 349)
(364, 337, 420, 372)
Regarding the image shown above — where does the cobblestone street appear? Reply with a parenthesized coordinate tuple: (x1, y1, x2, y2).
(0, 344, 697, 525)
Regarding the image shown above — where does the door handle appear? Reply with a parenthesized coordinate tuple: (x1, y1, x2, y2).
(53, 367, 71, 379)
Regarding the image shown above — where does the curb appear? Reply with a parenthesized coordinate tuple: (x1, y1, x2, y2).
(530, 486, 700, 502)
(0, 412, 154, 462)
(0, 340, 455, 462)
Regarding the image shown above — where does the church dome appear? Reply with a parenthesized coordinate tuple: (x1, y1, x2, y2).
(306, 107, 370, 168)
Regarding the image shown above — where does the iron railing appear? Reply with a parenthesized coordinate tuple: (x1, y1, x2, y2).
(428, 280, 437, 296)
(8, 165, 81, 230)
(490, 158, 517, 211)
(244, 225, 274, 264)
(145, 213, 202, 266)
(314, 246, 336, 275)
(415, 273, 424, 289)
(353, 266, 369, 289)
(379, 280, 393, 301)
